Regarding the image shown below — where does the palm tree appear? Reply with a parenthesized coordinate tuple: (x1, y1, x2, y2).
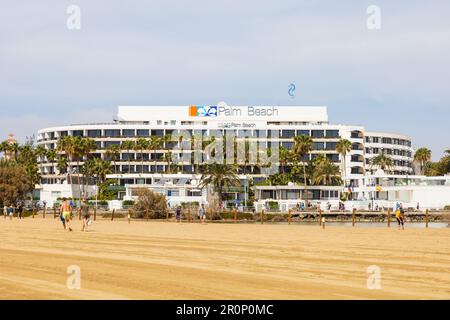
(9, 142, 20, 161)
(149, 136, 162, 173)
(293, 135, 313, 188)
(135, 138, 149, 174)
(370, 153, 394, 173)
(121, 140, 135, 174)
(105, 145, 121, 175)
(56, 156, 68, 176)
(336, 139, 352, 179)
(46, 149, 57, 175)
(162, 134, 173, 173)
(164, 151, 172, 173)
(279, 146, 295, 174)
(414, 147, 432, 175)
(57, 136, 76, 184)
(92, 158, 112, 184)
(74, 137, 96, 202)
(35, 145, 47, 164)
(313, 158, 341, 185)
(199, 163, 240, 208)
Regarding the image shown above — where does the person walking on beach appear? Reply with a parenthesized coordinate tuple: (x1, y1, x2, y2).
(17, 203, 23, 219)
(198, 204, 206, 225)
(3, 205, 7, 219)
(176, 206, 182, 224)
(81, 200, 90, 232)
(395, 203, 405, 230)
(60, 198, 72, 231)
(7, 205, 14, 220)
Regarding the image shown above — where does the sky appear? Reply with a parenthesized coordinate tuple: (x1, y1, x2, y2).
(1, 0, 449, 160)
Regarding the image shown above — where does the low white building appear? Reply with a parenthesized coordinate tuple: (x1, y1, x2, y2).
(350, 172, 450, 210)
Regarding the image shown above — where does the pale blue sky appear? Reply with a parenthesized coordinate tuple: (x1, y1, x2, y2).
(1, 0, 449, 159)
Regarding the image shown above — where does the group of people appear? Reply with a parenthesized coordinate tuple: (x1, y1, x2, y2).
(175, 204, 207, 224)
(58, 198, 91, 232)
(3, 204, 24, 220)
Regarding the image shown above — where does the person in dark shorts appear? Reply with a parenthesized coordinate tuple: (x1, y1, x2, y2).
(176, 206, 182, 224)
(81, 200, 90, 232)
(17, 204, 23, 219)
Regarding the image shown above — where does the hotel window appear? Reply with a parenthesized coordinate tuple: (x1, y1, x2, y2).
(104, 129, 121, 137)
(170, 120, 176, 125)
(157, 120, 162, 125)
(72, 130, 84, 137)
(382, 137, 392, 144)
(122, 153, 135, 160)
(281, 130, 295, 138)
(325, 142, 337, 150)
(255, 130, 267, 138)
(122, 129, 136, 137)
(372, 137, 379, 143)
(137, 129, 149, 137)
(60, 131, 68, 137)
(281, 142, 294, 149)
(267, 130, 280, 138)
(95, 141, 102, 149)
(311, 130, 324, 138)
(325, 130, 339, 138)
(296, 130, 310, 136)
(327, 154, 339, 162)
(87, 130, 101, 138)
(313, 142, 325, 150)
(152, 129, 164, 137)
(104, 141, 120, 148)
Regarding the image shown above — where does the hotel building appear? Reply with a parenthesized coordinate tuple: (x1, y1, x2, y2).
(36, 106, 414, 207)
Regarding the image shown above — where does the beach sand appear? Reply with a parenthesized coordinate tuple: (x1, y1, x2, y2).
(0, 218, 449, 300)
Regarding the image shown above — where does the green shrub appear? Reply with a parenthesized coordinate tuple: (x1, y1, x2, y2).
(266, 201, 278, 210)
(122, 200, 135, 206)
(444, 205, 450, 210)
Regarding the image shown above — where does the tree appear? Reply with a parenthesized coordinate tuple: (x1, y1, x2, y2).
(199, 163, 240, 208)
(279, 146, 295, 174)
(149, 136, 163, 173)
(74, 137, 96, 202)
(370, 153, 394, 173)
(293, 135, 313, 189)
(414, 147, 432, 175)
(312, 157, 341, 185)
(56, 156, 68, 175)
(162, 134, 173, 173)
(133, 188, 168, 219)
(91, 158, 112, 184)
(0, 159, 30, 206)
(105, 144, 121, 175)
(135, 138, 149, 174)
(121, 140, 135, 174)
(336, 139, 352, 178)
(46, 149, 57, 175)
(57, 136, 76, 184)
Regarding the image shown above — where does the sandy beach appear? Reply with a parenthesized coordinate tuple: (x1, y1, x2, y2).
(0, 217, 449, 300)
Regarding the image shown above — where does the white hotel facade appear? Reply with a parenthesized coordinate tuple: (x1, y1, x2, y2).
(36, 105, 418, 208)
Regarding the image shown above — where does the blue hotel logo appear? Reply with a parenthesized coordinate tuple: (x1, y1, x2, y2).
(189, 105, 218, 117)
